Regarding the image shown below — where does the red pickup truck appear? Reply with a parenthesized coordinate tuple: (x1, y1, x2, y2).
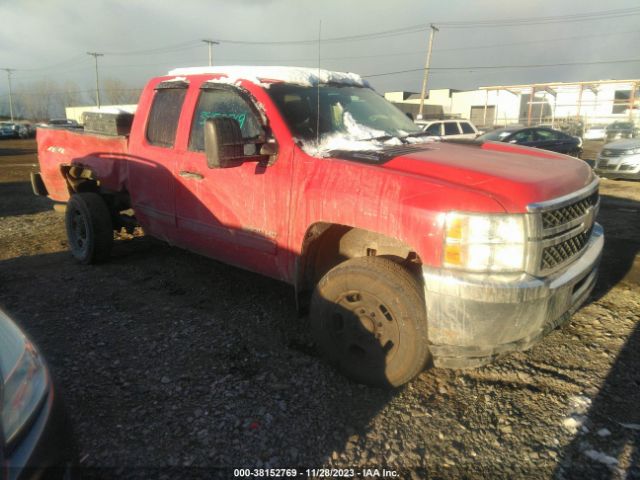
(32, 66, 603, 386)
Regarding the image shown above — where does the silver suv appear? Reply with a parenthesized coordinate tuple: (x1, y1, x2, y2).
(594, 139, 640, 180)
(417, 120, 479, 139)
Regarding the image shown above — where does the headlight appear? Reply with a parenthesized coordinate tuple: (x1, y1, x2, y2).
(626, 147, 640, 155)
(0, 317, 49, 446)
(443, 212, 526, 272)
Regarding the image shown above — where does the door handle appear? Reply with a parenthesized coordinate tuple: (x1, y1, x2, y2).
(179, 171, 204, 180)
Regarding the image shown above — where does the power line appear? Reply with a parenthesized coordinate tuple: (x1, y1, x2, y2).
(209, 7, 640, 45)
(363, 58, 640, 78)
(13, 54, 90, 73)
(438, 7, 640, 28)
(0, 88, 142, 100)
(101, 40, 201, 56)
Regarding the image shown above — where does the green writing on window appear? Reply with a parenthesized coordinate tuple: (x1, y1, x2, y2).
(199, 111, 247, 129)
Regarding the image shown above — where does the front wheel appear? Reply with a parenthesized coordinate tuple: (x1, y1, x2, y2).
(65, 193, 113, 264)
(310, 257, 430, 387)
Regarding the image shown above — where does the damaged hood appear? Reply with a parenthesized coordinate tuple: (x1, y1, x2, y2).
(380, 141, 594, 212)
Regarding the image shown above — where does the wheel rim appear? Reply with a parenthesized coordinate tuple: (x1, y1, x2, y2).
(69, 207, 89, 255)
(326, 289, 401, 367)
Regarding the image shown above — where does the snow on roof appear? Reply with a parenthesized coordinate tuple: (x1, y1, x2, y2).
(167, 66, 369, 88)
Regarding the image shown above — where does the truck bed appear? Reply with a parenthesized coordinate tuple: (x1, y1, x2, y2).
(37, 127, 130, 202)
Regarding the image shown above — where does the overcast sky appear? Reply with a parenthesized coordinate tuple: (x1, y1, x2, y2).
(0, 0, 639, 102)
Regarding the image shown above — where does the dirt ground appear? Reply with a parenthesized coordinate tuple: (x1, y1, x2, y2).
(0, 138, 638, 479)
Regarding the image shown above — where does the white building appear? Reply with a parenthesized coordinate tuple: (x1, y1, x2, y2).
(386, 79, 639, 128)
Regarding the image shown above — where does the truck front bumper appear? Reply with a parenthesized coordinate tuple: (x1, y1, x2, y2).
(423, 223, 604, 368)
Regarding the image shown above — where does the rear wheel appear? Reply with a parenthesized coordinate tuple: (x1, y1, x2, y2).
(65, 193, 113, 264)
(310, 257, 429, 387)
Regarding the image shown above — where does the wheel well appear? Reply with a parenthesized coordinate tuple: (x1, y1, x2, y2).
(61, 165, 133, 229)
(296, 223, 421, 312)
(61, 165, 100, 194)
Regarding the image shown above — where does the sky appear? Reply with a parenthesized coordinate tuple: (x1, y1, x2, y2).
(0, 0, 639, 105)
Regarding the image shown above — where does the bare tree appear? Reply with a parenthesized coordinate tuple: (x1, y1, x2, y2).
(60, 80, 86, 109)
(102, 77, 141, 105)
(14, 79, 60, 121)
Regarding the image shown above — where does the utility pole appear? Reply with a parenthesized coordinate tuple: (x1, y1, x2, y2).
(201, 39, 220, 66)
(417, 24, 439, 120)
(2, 68, 15, 121)
(87, 52, 104, 108)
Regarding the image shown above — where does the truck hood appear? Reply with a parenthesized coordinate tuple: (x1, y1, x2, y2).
(381, 141, 594, 212)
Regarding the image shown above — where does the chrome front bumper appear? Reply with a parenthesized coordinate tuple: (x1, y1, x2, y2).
(422, 223, 604, 368)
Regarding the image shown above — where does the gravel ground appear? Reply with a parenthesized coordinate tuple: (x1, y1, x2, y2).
(0, 139, 639, 479)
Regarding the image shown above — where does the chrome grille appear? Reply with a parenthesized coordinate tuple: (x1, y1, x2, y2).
(526, 178, 599, 276)
(541, 192, 598, 230)
(540, 227, 592, 270)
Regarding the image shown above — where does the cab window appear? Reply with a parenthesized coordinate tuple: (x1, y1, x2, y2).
(146, 87, 187, 148)
(189, 88, 263, 152)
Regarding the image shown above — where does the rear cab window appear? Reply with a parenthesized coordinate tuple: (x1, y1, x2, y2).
(146, 82, 188, 147)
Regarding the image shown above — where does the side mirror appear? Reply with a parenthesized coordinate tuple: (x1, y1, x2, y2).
(204, 117, 245, 169)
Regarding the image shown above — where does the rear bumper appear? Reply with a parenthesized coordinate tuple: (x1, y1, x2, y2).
(422, 223, 604, 368)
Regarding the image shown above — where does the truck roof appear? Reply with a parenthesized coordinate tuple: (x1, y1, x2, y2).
(166, 65, 369, 88)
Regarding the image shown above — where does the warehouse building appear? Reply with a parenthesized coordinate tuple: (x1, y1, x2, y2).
(385, 79, 639, 128)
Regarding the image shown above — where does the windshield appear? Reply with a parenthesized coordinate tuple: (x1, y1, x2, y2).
(476, 129, 513, 141)
(267, 84, 422, 142)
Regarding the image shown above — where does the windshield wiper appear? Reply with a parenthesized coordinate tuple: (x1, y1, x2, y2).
(400, 131, 434, 139)
(363, 134, 398, 142)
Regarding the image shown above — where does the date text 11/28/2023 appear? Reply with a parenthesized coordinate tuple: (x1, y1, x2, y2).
(233, 468, 400, 477)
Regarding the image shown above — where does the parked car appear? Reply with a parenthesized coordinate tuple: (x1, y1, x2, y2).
(32, 66, 603, 386)
(0, 122, 36, 139)
(593, 138, 640, 180)
(0, 122, 20, 139)
(476, 126, 583, 156)
(0, 309, 74, 478)
(417, 119, 479, 139)
(605, 121, 639, 141)
(583, 124, 608, 141)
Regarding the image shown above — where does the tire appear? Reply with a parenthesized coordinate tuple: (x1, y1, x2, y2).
(65, 193, 113, 264)
(310, 257, 430, 387)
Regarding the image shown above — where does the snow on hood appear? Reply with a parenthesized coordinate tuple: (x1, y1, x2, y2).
(301, 110, 435, 157)
(167, 66, 369, 88)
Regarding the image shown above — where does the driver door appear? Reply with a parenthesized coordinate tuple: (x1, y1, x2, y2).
(174, 84, 292, 279)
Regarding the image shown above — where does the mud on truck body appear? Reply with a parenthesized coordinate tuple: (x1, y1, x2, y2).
(32, 66, 603, 387)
